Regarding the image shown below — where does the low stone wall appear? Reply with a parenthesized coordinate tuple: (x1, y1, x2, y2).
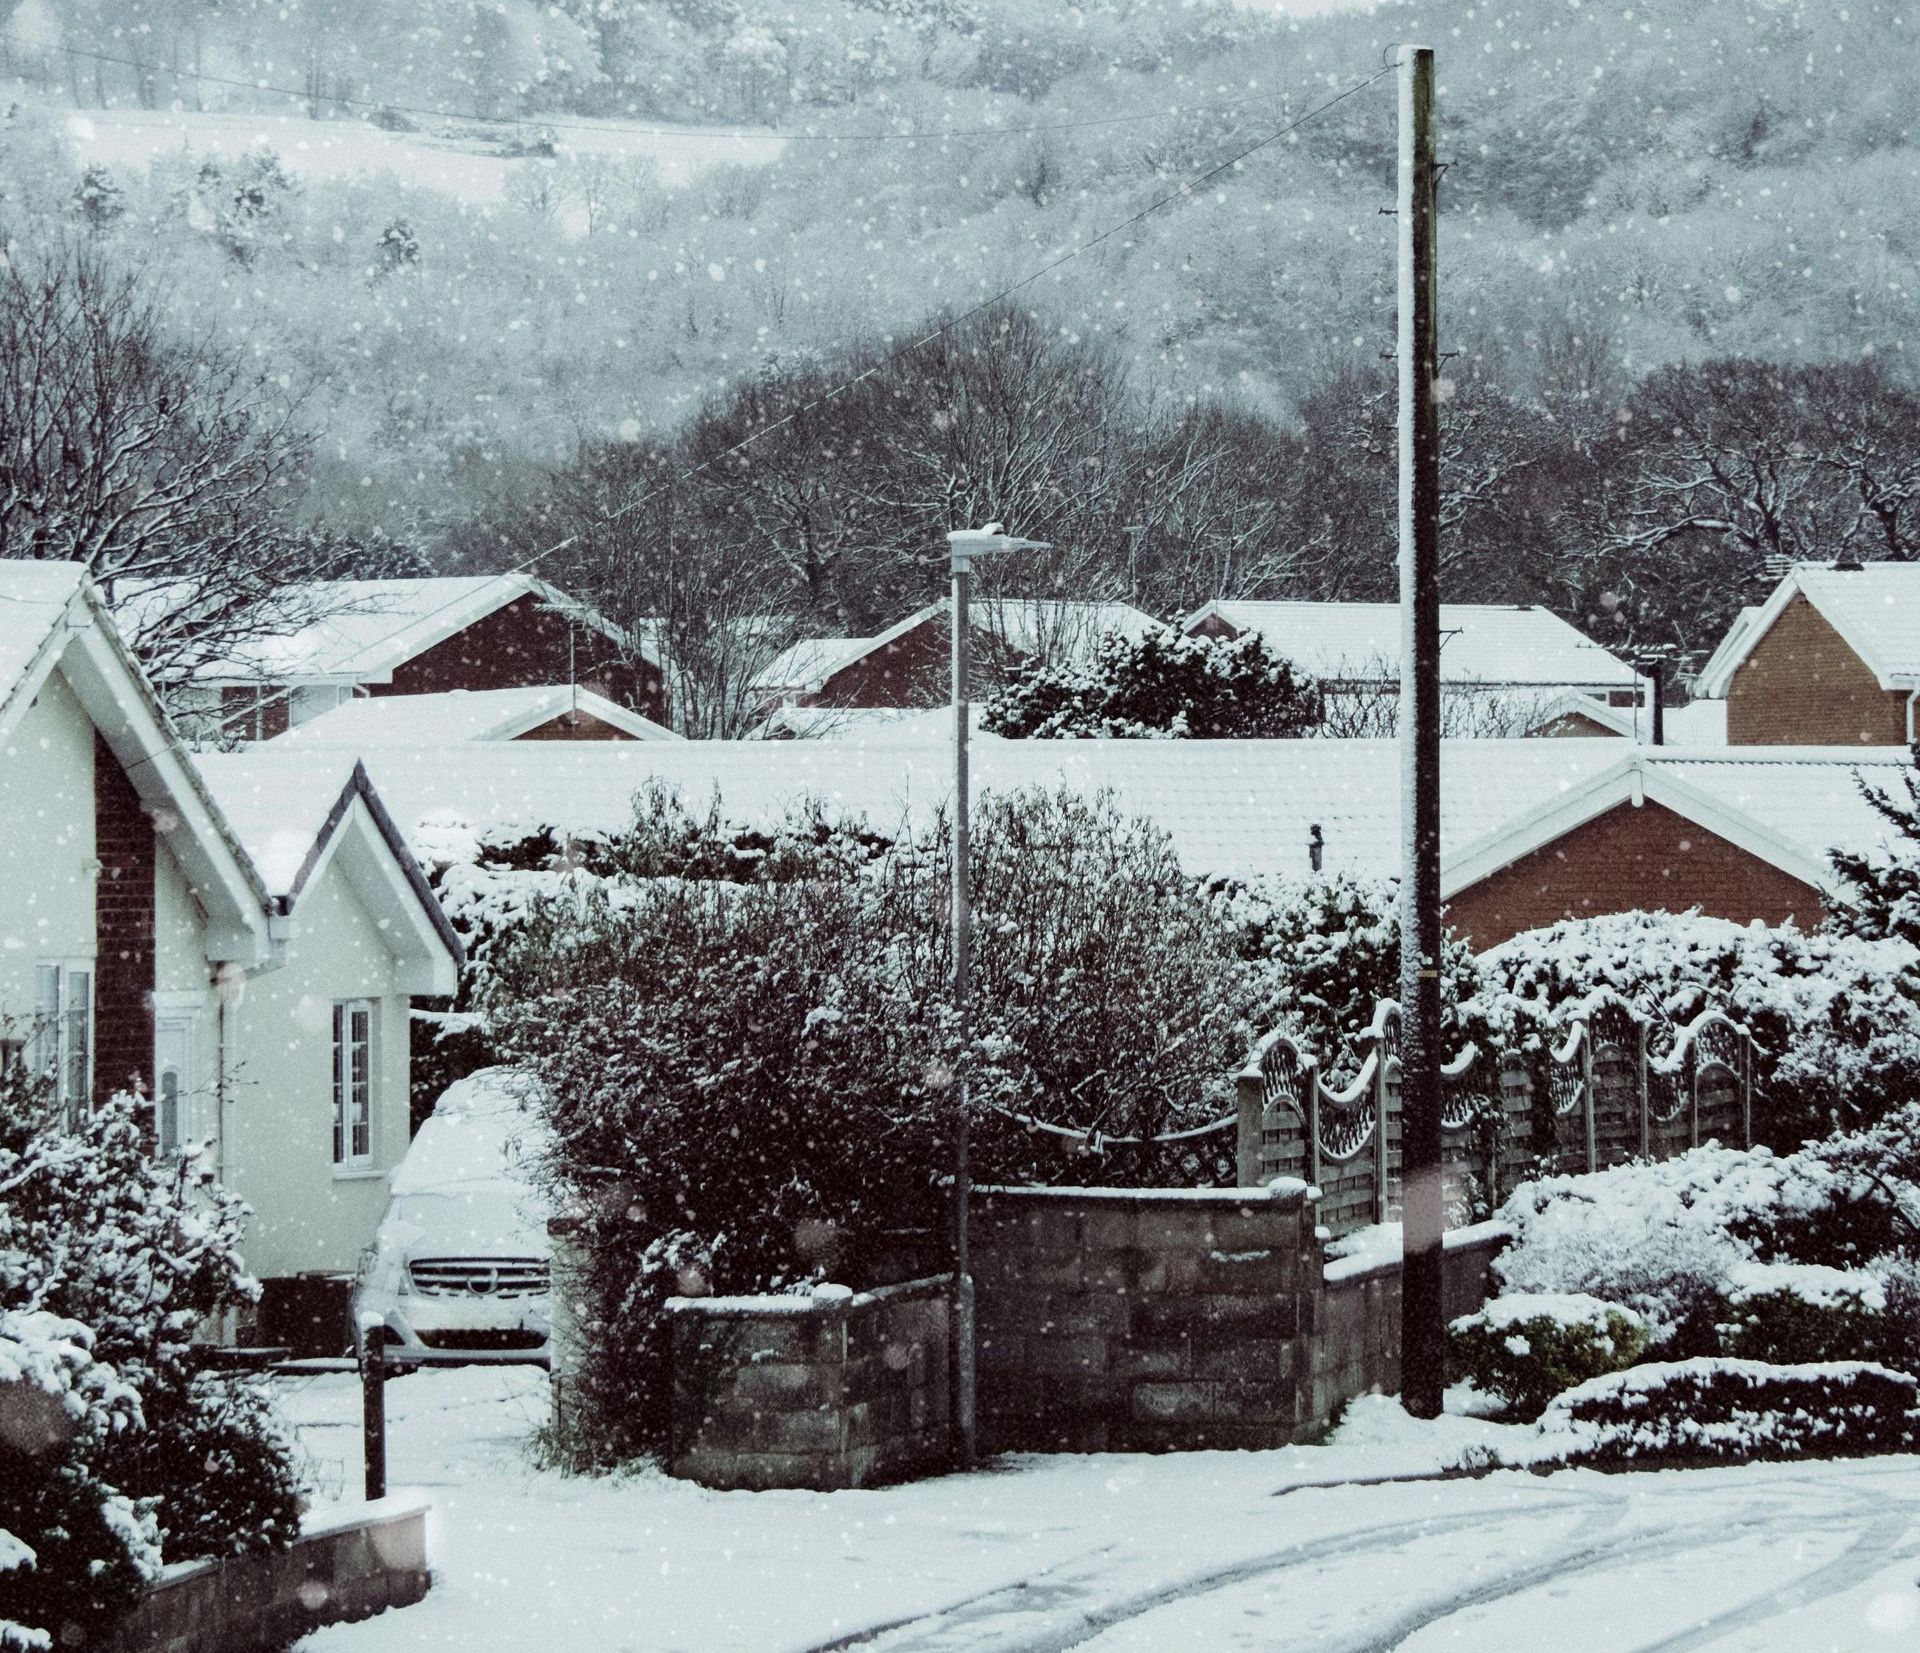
(972, 1183, 1322, 1453)
(1307, 1224, 1510, 1425)
(666, 1276, 950, 1491)
(103, 1494, 429, 1653)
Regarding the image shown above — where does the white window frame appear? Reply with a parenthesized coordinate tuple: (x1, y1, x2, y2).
(32, 962, 93, 1124)
(332, 999, 376, 1170)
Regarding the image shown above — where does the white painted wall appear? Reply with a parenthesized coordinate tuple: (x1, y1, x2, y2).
(0, 669, 96, 1018)
(226, 852, 412, 1281)
(153, 838, 220, 1151)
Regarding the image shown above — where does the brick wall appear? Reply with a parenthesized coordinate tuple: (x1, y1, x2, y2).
(665, 1277, 950, 1491)
(809, 614, 1028, 710)
(1444, 798, 1823, 950)
(369, 594, 670, 726)
(972, 1184, 1321, 1452)
(102, 1495, 429, 1652)
(92, 732, 156, 1108)
(1726, 594, 1908, 745)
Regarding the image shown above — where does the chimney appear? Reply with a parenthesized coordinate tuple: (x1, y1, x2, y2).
(1833, 550, 1865, 572)
(1308, 822, 1324, 873)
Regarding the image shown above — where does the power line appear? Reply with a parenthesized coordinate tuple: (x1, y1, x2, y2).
(199, 59, 1396, 738)
(9, 32, 1258, 146)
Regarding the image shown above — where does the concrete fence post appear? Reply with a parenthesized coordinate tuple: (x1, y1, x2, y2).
(1374, 1054, 1392, 1228)
(1580, 1025, 1597, 1175)
(1637, 1020, 1651, 1162)
(1235, 1065, 1265, 1189)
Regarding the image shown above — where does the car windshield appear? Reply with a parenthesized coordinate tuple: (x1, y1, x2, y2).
(388, 1188, 543, 1251)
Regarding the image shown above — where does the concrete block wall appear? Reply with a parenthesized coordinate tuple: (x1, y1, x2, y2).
(666, 1276, 950, 1491)
(971, 1183, 1322, 1453)
(103, 1495, 428, 1653)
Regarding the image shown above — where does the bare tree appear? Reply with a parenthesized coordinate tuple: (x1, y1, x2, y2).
(0, 241, 363, 692)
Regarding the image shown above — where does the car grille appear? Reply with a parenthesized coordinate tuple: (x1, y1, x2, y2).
(407, 1258, 549, 1299)
(416, 1328, 548, 1352)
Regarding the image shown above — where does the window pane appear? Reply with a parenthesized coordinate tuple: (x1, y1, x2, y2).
(158, 1069, 180, 1155)
(64, 970, 90, 1115)
(332, 1003, 346, 1163)
(351, 1007, 372, 1158)
(32, 965, 59, 1081)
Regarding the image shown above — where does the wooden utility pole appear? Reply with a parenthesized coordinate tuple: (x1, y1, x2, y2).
(1397, 43, 1446, 1421)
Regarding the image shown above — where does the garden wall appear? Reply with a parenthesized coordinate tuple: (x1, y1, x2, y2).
(664, 1276, 950, 1491)
(102, 1494, 429, 1653)
(971, 1183, 1321, 1452)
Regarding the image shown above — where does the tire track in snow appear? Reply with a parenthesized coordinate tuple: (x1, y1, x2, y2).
(822, 1487, 1615, 1653)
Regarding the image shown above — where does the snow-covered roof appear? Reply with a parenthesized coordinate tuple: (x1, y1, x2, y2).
(267, 686, 680, 748)
(193, 751, 462, 991)
(1662, 700, 1727, 746)
(1696, 564, 1920, 698)
(0, 560, 86, 717)
(750, 704, 984, 741)
(1184, 601, 1640, 690)
(1525, 691, 1636, 739)
(751, 600, 1160, 697)
(348, 736, 1630, 886)
(0, 561, 269, 963)
(1693, 606, 1761, 695)
(190, 573, 655, 686)
(1443, 746, 1912, 903)
(751, 637, 866, 695)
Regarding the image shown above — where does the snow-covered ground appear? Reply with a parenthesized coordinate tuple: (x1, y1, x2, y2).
(56, 104, 782, 229)
(280, 1366, 1920, 1652)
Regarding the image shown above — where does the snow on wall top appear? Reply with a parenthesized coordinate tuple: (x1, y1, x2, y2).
(188, 574, 647, 685)
(346, 736, 1633, 882)
(1186, 601, 1640, 690)
(267, 685, 680, 748)
(0, 558, 84, 702)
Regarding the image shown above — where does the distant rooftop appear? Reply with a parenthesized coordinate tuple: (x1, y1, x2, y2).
(1697, 562, 1920, 698)
(1185, 601, 1640, 689)
(269, 685, 679, 748)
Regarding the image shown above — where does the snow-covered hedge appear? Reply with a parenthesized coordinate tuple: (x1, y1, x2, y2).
(0, 1309, 158, 1651)
(1468, 911, 1920, 1140)
(487, 785, 1250, 1464)
(1536, 1359, 1920, 1468)
(0, 1082, 302, 1594)
(1448, 1293, 1649, 1417)
(1720, 1263, 1895, 1367)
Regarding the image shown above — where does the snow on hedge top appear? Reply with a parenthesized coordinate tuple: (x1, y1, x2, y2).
(1454, 1292, 1645, 1335)
(1185, 601, 1640, 688)
(1725, 1261, 1887, 1312)
(1548, 1356, 1913, 1412)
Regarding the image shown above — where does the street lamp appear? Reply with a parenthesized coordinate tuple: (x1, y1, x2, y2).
(946, 523, 1048, 1472)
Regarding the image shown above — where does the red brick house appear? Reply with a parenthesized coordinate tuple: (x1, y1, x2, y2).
(1439, 749, 1902, 948)
(750, 599, 1157, 714)
(266, 685, 681, 749)
(1694, 562, 1920, 746)
(195, 574, 669, 741)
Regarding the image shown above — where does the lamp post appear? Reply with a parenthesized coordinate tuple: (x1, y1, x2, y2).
(946, 524, 1047, 1471)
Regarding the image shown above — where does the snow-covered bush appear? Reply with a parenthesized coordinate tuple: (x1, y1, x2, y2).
(1829, 745, 1920, 953)
(1536, 1360, 1920, 1469)
(0, 1309, 158, 1650)
(1469, 911, 1920, 1140)
(0, 1084, 302, 1567)
(1720, 1264, 1894, 1367)
(1449, 1293, 1649, 1418)
(981, 623, 1322, 740)
(1491, 1147, 1819, 1349)
(489, 784, 1246, 1463)
(1218, 872, 1482, 1083)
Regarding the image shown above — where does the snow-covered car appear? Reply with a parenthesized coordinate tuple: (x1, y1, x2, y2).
(351, 1068, 552, 1368)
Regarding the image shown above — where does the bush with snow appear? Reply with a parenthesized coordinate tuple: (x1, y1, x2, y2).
(1536, 1359, 1920, 1469)
(1449, 1293, 1649, 1418)
(1218, 871, 1483, 1085)
(0, 1076, 302, 1573)
(488, 784, 1248, 1463)
(1720, 1263, 1894, 1367)
(981, 623, 1323, 741)
(0, 1309, 158, 1650)
(1468, 910, 1920, 1140)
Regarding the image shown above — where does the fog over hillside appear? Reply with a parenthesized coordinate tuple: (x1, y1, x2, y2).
(0, 0, 1914, 660)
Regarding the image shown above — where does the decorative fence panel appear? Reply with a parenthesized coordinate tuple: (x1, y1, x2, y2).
(1236, 995, 1759, 1238)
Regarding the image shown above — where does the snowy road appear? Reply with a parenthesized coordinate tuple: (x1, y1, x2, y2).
(282, 1369, 1920, 1652)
